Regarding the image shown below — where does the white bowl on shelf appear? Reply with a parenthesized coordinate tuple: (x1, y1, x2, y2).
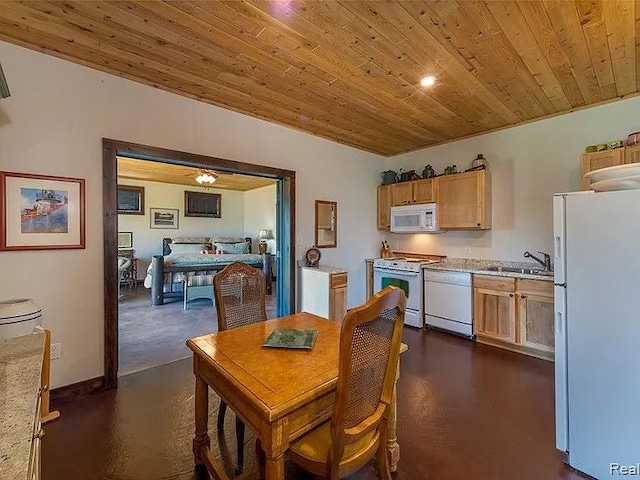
(583, 163, 640, 183)
(590, 175, 640, 192)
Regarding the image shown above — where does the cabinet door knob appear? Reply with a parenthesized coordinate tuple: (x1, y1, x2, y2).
(477, 223, 481, 226)
(509, 293, 514, 297)
(521, 295, 525, 299)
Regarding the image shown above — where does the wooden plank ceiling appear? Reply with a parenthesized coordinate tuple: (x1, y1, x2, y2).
(117, 156, 276, 191)
(0, 1, 636, 156)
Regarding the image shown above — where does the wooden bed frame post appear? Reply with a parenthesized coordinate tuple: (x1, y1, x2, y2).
(151, 255, 165, 306)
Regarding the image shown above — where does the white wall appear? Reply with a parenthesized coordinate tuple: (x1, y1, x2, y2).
(0, 42, 384, 388)
(243, 184, 277, 254)
(383, 97, 640, 262)
(5, 37, 636, 388)
(117, 179, 246, 278)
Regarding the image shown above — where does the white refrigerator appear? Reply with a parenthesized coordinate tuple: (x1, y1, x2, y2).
(554, 190, 640, 479)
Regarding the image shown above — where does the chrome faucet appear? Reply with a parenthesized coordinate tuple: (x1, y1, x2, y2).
(524, 251, 552, 271)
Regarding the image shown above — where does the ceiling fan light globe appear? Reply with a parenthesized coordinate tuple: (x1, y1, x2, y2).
(195, 172, 216, 184)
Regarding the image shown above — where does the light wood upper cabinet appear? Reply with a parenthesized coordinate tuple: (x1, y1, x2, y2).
(390, 178, 436, 206)
(377, 185, 391, 230)
(473, 275, 516, 343)
(376, 172, 490, 231)
(412, 178, 436, 203)
(517, 279, 554, 354)
(378, 179, 436, 230)
(390, 182, 413, 206)
(437, 170, 491, 229)
(580, 149, 624, 190)
(625, 144, 640, 165)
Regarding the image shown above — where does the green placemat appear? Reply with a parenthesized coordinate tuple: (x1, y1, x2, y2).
(263, 329, 318, 350)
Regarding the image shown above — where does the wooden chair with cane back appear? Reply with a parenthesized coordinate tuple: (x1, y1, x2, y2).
(288, 285, 406, 479)
(213, 261, 267, 476)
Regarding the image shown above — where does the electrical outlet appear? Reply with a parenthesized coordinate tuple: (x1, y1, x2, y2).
(50, 342, 61, 360)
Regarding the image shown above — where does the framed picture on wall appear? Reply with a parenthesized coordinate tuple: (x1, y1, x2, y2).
(118, 231, 133, 249)
(184, 191, 221, 218)
(150, 208, 179, 229)
(0, 171, 86, 251)
(117, 185, 145, 215)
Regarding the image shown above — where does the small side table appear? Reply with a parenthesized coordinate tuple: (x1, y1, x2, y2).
(118, 249, 137, 290)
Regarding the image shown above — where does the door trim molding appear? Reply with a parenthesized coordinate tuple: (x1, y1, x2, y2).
(103, 139, 296, 390)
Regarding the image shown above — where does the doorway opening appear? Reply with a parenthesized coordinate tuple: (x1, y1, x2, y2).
(103, 139, 296, 389)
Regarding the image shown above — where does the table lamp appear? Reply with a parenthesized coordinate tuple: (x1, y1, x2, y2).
(258, 228, 273, 254)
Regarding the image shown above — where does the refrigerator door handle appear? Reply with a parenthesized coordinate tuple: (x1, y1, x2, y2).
(553, 195, 566, 285)
(555, 311, 563, 334)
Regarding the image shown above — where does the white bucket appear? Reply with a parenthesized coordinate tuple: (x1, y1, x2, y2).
(0, 298, 42, 339)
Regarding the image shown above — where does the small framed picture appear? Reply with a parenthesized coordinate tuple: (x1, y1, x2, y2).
(0, 171, 86, 251)
(150, 208, 179, 229)
(118, 231, 133, 249)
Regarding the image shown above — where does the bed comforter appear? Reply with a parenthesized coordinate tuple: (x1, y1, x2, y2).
(143, 253, 263, 288)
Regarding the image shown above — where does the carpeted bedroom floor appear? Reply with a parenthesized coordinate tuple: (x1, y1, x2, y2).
(118, 283, 278, 376)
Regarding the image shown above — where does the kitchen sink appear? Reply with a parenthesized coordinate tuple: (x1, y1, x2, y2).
(483, 266, 554, 276)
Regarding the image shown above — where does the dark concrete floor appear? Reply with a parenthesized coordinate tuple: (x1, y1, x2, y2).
(118, 285, 277, 375)
(43, 328, 586, 480)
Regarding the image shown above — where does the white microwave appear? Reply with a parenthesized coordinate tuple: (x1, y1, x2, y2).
(390, 203, 442, 233)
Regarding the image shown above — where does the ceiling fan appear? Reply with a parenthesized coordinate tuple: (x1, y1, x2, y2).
(191, 168, 233, 186)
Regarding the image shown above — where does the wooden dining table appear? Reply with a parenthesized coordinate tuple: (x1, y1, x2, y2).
(186, 312, 406, 480)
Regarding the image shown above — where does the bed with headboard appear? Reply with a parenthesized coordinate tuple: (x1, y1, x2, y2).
(145, 236, 272, 305)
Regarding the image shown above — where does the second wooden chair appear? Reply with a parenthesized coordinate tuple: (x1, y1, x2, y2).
(288, 285, 406, 479)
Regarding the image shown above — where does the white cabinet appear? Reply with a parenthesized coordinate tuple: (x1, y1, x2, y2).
(299, 266, 348, 321)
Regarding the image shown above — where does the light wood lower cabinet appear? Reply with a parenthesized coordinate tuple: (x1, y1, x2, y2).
(329, 273, 348, 322)
(473, 275, 554, 361)
(299, 266, 348, 321)
(473, 276, 516, 343)
(365, 260, 374, 300)
(517, 279, 554, 355)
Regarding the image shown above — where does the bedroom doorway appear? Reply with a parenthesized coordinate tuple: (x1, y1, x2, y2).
(103, 139, 296, 389)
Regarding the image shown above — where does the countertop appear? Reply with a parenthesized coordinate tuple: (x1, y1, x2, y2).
(421, 258, 554, 282)
(299, 264, 348, 275)
(367, 257, 553, 282)
(0, 333, 45, 479)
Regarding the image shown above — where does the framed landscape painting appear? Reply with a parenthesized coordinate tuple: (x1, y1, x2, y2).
(150, 207, 179, 229)
(0, 171, 86, 251)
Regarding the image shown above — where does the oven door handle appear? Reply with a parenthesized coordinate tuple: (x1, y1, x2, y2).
(374, 268, 420, 278)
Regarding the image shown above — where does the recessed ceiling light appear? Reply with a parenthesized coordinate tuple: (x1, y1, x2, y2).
(420, 76, 436, 87)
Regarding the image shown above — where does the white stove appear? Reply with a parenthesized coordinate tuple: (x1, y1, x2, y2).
(372, 257, 440, 328)
(373, 257, 439, 272)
